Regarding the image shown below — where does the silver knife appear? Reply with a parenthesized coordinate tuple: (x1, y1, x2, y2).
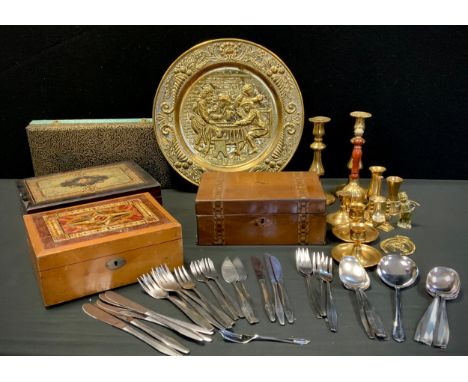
(221, 257, 259, 324)
(251, 256, 276, 322)
(264, 253, 285, 325)
(269, 254, 295, 324)
(82, 303, 182, 356)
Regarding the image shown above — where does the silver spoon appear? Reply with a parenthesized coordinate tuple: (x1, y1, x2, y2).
(219, 329, 310, 345)
(415, 267, 460, 348)
(377, 254, 419, 342)
(339, 256, 387, 339)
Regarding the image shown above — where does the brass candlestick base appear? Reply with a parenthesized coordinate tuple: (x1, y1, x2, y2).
(332, 224, 379, 243)
(308, 116, 335, 206)
(327, 190, 351, 227)
(331, 242, 383, 268)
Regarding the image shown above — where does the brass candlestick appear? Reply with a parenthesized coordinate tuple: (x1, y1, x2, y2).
(341, 131, 367, 203)
(347, 111, 372, 170)
(327, 190, 351, 227)
(333, 201, 379, 243)
(331, 222, 383, 268)
(367, 166, 386, 199)
(308, 116, 335, 205)
(386, 176, 404, 216)
(371, 195, 387, 226)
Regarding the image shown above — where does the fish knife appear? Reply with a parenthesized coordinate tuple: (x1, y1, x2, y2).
(251, 256, 276, 322)
(269, 254, 295, 324)
(82, 303, 181, 356)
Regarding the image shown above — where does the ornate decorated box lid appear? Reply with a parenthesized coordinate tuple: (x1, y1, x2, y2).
(17, 161, 162, 213)
(195, 171, 326, 215)
(23, 193, 181, 271)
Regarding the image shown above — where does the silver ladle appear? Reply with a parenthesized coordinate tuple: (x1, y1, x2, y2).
(339, 256, 387, 339)
(415, 266, 460, 348)
(377, 254, 419, 342)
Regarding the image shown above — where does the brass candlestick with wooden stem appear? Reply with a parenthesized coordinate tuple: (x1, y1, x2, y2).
(341, 132, 367, 203)
(347, 111, 372, 171)
(308, 116, 335, 205)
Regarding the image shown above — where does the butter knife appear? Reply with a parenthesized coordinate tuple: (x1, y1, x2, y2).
(269, 254, 295, 324)
(82, 303, 182, 356)
(265, 253, 285, 325)
(251, 256, 276, 322)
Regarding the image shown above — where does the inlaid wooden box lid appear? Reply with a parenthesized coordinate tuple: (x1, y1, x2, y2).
(17, 161, 162, 213)
(196, 171, 326, 215)
(24, 192, 180, 272)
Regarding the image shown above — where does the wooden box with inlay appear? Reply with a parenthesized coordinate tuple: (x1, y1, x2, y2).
(23, 193, 182, 306)
(195, 171, 327, 245)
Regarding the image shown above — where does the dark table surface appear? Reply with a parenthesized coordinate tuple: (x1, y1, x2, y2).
(0, 178, 466, 356)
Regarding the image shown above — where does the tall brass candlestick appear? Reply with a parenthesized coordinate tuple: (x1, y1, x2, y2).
(347, 111, 372, 171)
(341, 134, 367, 203)
(308, 116, 335, 205)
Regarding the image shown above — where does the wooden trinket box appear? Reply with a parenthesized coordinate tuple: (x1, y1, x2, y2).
(195, 172, 327, 245)
(23, 193, 183, 306)
(17, 161, 162, 213)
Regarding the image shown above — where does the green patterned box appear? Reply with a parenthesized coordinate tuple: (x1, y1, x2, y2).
(26, 118, 172, 188)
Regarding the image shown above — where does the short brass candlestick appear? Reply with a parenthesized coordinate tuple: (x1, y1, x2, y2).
(347, 111, 372, 171)
(332, 201, 379, 243)
(308, 116, 335, 205)
(386, 176, 404, 216)
(327, 190, 351, 227)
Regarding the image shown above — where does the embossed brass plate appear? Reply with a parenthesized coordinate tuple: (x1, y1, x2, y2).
(380, 235, 416, 256)
(153, 39, 304, 185)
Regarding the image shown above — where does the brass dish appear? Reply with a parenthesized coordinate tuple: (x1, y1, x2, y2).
(153, 39, 304, 185)
(380, 235, 416, 256)
(332, 243, 382, 268)
(332, 223, 379, 243)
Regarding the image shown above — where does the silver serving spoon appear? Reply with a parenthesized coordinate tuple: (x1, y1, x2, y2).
(219, 329, 310, 345)
(415, 267, 460, 348)
(339, 256, 387, 339)
(377, 254, 419, 342)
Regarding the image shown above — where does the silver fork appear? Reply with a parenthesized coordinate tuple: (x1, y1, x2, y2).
(151, 266, 218, 330)
(174, 265, 235, 328)
(138, 272, 213, 331)
(200, 258, 243, 318)
(318, 253, 338, 332)
(295, 248, 322, 319)
(312, 251, 327, 317)
(190, 261, 238, 321)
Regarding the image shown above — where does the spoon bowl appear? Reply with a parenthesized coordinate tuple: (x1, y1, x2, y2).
(426, 267, 460, 297)
(377, 254, 419, 289)
(338, 256, 370, 291)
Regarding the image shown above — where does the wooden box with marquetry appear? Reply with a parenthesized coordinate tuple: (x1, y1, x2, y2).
(195, 171, 327, 245)
(23, 193, 183, 306)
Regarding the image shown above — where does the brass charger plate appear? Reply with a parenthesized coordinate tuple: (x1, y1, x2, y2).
(153, 39, 304, 185)
(332, 243, 383, 268)
(380, 235, 416, 255)
(332, 223, 379, 243)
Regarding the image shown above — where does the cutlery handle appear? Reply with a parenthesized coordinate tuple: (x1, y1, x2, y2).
(122, 325, 182, 356)
(305, 276, 322, 319)
(392, 287, 405, 342)
(278, 282, 294, 324)
(147, 311, 213, 335)
(168, 295, 213, 331)
(205, 280, 240, 320)
(326, 281, 338, 333)
(359, 289, 387, 339)
(256, 335, 310, 345)
(179, 290, 225, 330)
(145, 314, 211, 342)
(194, 289, 235, 328)
(258, 279, 276, 322)
(414, 296, 440, 345)
(130, 319, 189, 354)
(318, 279, 327, 317)
(272, 283, 285, 325)
(239, 281, 253, 302)
(233, 283, 259, 324)
(214, 279, 243, 318)
(433, 298, 450, 348)
(354, 290, 375, 339)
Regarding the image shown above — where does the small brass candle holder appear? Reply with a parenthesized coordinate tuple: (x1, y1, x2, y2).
(327, 190, 351, 227)
(367, 166, 386, 199)
(332, 222, 383, 268)
(308, 116, 335, 205)
(386, 176, 404, 216)
(332, 201, 379, 243)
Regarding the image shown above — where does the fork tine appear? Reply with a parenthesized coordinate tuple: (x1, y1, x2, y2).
(182, 266, 192, 282)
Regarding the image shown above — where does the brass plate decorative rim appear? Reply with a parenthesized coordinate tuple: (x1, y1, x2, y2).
(332, 243, 383, 268)
(152, 38, 304, 185)
(380, 235, 416, 256)
(332, 223, 379, 243)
